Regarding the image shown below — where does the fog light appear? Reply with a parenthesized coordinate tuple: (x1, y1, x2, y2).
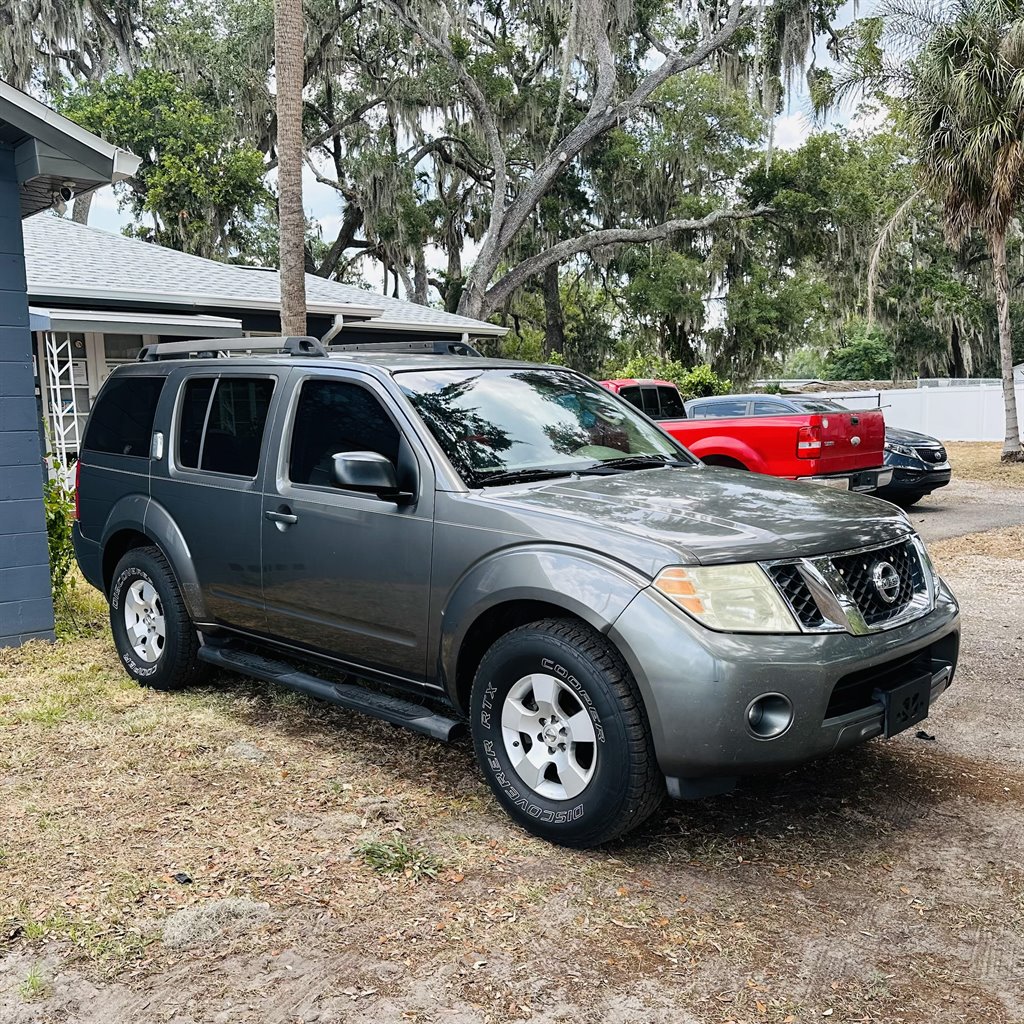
(745, 693, 793, 739)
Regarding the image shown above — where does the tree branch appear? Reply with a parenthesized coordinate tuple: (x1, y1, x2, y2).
(380, 0, 507, 231)
(480, 205, 771, 318)
(316, 204, 365, 278)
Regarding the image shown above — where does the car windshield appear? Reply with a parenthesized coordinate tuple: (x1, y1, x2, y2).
(792, 398, 848, 412)
(397, 367, 692, 487)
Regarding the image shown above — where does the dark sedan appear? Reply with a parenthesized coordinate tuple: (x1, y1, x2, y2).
(875, 424, 952, 506)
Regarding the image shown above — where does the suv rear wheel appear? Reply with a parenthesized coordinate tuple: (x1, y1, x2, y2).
(470, 618, 663, 847)
(109, 546, 204, 690)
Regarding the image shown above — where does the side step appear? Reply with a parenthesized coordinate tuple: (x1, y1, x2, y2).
(197, 645, 462, 742)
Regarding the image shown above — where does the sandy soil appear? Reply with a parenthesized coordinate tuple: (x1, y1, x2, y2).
(2, 513, 1023, 1023)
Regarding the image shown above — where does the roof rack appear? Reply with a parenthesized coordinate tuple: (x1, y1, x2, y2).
(329, 339, 483, 357)
(138, 336, 327, 361)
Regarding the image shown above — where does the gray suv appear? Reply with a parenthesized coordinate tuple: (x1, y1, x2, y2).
(73, 337, 960, 847)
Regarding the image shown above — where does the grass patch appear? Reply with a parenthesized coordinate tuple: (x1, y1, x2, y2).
(19, 963, 50, 1001)
(357, 837, 443, 880)
(945, 442, 1024, 489)
(16, 909, 148, 971)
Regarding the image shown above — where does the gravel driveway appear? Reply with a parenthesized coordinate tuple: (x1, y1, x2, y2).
(902, 478, 1024, 543)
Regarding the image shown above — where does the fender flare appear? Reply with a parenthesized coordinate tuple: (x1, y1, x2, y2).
(438, 544, 648, 704)
(101, 496, 208, 621)
(686, 436, 767, 473)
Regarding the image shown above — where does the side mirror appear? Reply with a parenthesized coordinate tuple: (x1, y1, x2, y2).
(330, 451, 412, 502)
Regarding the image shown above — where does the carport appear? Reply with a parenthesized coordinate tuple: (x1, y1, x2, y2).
(0, 80, 139, 648)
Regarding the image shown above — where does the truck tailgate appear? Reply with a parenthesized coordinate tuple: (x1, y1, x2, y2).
(815, 409, 885, 473)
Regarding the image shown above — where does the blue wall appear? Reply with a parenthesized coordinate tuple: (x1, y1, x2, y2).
(0, 147, 55, 646)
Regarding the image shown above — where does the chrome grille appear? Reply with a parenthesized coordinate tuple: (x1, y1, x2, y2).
(768, 564, 824, 628)
(831, 541, 924, 626)
(764, 536, 933, 635)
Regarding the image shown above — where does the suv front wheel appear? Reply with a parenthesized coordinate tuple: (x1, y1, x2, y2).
(470, 618, 664, 847)
(109, 546, 204, 690)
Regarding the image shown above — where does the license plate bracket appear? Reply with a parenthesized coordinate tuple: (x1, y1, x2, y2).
(874, 673, 932, 739)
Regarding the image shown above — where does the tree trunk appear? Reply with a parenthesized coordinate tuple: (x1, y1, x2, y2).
(542, 263, 565, 359)
(991, 229, 1023, 460)
(71, 192, 93, 224)
(413, 246, 429, 305)
(275, 0, 307, 337)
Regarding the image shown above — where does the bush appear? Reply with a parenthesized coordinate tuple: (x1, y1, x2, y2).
(607, 355, 732, 400)
(44, 473, 76, 605)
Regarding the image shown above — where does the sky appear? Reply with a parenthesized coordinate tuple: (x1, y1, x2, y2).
(84, 0, 871, 299)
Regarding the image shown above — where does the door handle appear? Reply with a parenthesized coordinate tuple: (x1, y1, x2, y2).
(265, 509, 298, 525)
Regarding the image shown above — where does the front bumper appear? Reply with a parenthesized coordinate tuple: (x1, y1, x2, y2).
(875, 464, 952, 498)
(607, 576, 960, 792)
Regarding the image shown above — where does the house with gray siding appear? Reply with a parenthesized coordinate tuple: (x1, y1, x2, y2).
(1, 80, 140, 648)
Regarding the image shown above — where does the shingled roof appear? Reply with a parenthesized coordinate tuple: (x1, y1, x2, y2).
(21, 214, 507, 336)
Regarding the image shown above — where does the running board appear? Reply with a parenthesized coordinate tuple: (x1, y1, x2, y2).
(197, 645, 462, 742)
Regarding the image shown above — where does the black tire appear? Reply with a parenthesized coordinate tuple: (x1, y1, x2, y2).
(108, 545, 204, 691)
(895, 494, 923, 508)
(470, 618, 664, 848)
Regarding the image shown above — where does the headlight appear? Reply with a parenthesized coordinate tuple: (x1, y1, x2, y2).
(885, 441, 917, 459)
(653, 564, 800, 633)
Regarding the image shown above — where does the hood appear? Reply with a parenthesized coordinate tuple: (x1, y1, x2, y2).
(886, 425, 941, 446)
(481, 465, 912, 566)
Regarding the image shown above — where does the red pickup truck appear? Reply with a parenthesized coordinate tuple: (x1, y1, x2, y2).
(600, 379, 892, 492)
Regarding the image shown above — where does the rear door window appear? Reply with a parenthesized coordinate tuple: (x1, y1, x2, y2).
(177, 376, 274, 477)
(83, 375, 165, 458)
(288, 379, 400, 487)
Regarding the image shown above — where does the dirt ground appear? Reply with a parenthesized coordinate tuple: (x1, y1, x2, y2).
(944, 443, 1024, 489)
(2, 502, 1024, 1022)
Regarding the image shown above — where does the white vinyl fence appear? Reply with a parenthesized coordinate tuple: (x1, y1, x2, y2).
(814, 381, 1024, 442)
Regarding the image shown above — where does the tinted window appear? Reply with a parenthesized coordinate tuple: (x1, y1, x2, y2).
(289, 379, 400, 487)
(639, 387, 662, 417)
(751, 401, 790, 416)
(618, 386, 642, 410)
(691, 399, 748, 419)
(657, 386, 686, 419)
(83, 375, 164, 458)
(177, 377, 274, 476)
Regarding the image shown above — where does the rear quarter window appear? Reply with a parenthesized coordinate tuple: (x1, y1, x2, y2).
(83, 375, 165, 458)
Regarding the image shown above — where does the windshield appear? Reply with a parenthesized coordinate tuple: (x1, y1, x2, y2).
(397, 367, 692, 487)
(792, 398, 848, 413)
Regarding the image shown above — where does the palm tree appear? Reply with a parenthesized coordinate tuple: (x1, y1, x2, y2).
(904, 0, 1024, 460)
(274, 0, 307, 336)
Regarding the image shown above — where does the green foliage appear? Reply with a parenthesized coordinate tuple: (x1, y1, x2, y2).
(608, 355, 731, 400)
(824, 321, 894, 380)
(60, 69, 270, 261)
(356, 838, 443, 880)
(43, 475, 75, 606)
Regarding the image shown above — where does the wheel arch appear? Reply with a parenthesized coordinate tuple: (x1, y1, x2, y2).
(688, 436, 764, 473)
(100, 498, 208, 620)
(439, 546, 647, 714)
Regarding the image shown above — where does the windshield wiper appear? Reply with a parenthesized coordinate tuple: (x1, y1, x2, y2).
(478, 468, 576, 487)
(577, 455, 689, 474)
